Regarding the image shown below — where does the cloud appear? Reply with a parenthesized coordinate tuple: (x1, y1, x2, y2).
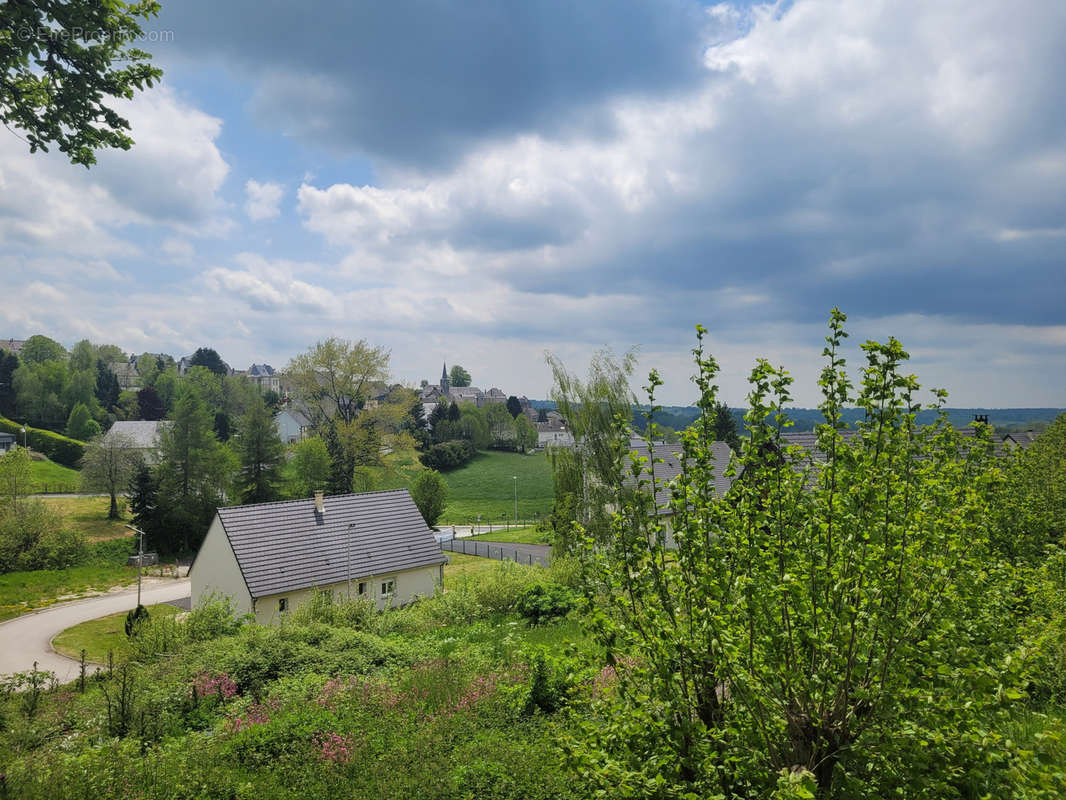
(244, 180, 284, 221)
(157, 0, 709, 168)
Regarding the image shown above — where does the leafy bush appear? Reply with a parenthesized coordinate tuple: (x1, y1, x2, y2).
(0, 416, 85, 467)
(125, 603, 149, 637)
(0, 500, 87, 572)
(419, 439, 476, 471)
(185, 594, 246, 642)
(516, 583, 574, 626)
(520, 647, 575, 715)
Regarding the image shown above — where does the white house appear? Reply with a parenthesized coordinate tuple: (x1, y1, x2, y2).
(276, 408, 312, 444)
(190, 489, 447, 625)
(0, 433, 16, 454)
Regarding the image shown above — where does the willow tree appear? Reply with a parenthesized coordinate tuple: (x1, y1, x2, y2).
(563, 311, 1023, 799)
(545, 347, 636, 550)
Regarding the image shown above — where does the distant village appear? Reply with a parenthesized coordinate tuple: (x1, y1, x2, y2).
(0, 337, 574, 450)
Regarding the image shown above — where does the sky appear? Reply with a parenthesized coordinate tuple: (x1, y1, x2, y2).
(1, 0, 1064, 407)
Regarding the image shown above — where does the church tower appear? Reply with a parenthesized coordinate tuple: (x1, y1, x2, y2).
(440, 362, 450, 395)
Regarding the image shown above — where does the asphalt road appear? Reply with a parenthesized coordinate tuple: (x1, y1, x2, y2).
(0, 578, 191, 681)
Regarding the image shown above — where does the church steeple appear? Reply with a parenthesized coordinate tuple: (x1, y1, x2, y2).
(440, 362, 450, 395)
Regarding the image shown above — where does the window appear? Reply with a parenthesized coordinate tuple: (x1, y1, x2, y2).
(357, 581, 367, 596)
(278, 598, 288, 612)
(380, 579, 395, 597)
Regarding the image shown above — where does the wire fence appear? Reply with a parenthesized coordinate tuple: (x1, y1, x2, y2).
(28, 484, 80, 494)
(440, 538, 551, 567)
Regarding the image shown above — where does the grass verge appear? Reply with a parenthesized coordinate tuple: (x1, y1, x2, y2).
(27, 455, 80, 493)
(440, 450, 553, 524)
(52, 602, 183, 663)
(0, 563, 138, 622)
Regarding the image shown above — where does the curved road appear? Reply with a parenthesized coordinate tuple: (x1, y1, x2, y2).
(0, 579, 190, 681)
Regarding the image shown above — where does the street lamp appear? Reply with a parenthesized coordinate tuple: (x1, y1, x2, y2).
(346, 522, 354, 599)
(19, 426, 27, 449)
(513, 475, 518, 523)
(125, 524, 146, 607)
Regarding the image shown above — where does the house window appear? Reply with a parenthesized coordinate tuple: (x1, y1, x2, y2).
(278, 598, 288, 612)
(357, 581, 367, 596)
(380, 579, 395, 597)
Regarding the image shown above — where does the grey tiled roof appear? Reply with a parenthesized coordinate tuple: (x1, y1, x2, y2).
(106, 420, 167, 449)
(627, 440, 735, 513)
(782, 426, 1010, 458)
(216, 490, 446, 599)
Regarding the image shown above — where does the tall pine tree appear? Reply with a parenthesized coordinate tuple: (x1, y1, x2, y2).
(236, 398, 285, 504)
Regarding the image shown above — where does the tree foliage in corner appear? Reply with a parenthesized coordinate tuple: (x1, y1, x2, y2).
(562, 311, 1026, 799)
(1, 0, 163, 167)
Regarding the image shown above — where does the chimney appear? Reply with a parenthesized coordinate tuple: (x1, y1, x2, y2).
(314, 491, 324, 514)
(974, 414, 989, 425)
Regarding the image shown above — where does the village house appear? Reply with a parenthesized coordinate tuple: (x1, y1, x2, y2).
(190, 489, 447, 625)
(245, 363, 281, 394)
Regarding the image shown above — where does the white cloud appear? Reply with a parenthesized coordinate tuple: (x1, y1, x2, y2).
(244, 180, 284, 221)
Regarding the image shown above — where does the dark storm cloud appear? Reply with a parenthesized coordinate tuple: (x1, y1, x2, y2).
(158, 0, 708, 169)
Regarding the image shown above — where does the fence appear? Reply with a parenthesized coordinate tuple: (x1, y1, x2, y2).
(440, 538, 551, 567)
(29, 484, 80, 494)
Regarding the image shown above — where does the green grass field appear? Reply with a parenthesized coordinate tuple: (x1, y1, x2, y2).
(27, 456, 80, 493)
(468, 526, 550, 544)
(439, 450, 554, 524)
(52, 602, 182, 663)
(39, 495, 132, 541)
(0, 563, 138, 622)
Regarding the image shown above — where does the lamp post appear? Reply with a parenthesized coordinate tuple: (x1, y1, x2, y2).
(346, 522, 354, 599)
(125, 524, 146, 607)
(19, 426, 27, 449)
(513, 475, 518, 523)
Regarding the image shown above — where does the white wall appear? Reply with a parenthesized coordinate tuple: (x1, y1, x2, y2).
(190, 516, 254, 617)
(252, 563, 442, 625)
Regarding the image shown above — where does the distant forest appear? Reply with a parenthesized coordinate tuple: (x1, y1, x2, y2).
(528, 400, 1063, 435)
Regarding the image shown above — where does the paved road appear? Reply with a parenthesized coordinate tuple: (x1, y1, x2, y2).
(0, 579, 191, 681)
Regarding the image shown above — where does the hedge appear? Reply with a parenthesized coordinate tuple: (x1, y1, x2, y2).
(0, 416, 85, 467)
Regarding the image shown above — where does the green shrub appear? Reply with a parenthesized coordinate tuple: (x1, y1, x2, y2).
(0, 500, 87, 572)
(419, 439, 476, 471)
(520, 647, 575, 716)
(472, 560, 539, 614)
(125, 603, 149, 637)
(185, 594, 245, 642)
(516, 583, 574, 626)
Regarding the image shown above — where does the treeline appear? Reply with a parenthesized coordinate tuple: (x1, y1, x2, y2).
(0, 336, 272, 443)
(420, 397, 537, 471)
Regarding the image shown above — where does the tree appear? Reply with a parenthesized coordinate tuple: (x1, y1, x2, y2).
(514, 414, 538, 452)
(410, 470, 447, 527)
(993, 412, 1066, 561)
(287, 437, 330, 499)
(188, 347, 228, 376)
(287, 338, 391, 490)
(14, 359, 68, 429)
(449, 365, 471, 387)
(18, 335, 66, 365)
(0, 348, 20, 417)
(485, 402, 516, 449)
(235, 398, 285, 504)
(127, 463, 161, 549)
(94, 359, 119, 411)
(65, 402, 99, 441)
(156, 387, 229, 552)
(137, 386, 165, 421)
(81, 431, 142, 519)
(563, 312, 1018, 799)
(286, 338, 391, 428)
(546, 346, 637, 547)
(709, 400, 741, 451)
(506, 395, 523, 419)
(0, 0, 162, 167)
(69, 340, 96, 372)
(0, 445, 32, 506)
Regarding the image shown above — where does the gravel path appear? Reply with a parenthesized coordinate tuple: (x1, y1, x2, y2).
(0, 578, 191, 681)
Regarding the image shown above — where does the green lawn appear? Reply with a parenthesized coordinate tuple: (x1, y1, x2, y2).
(440, 450, 554, 524)
(27, 456, 80, 493)
(52, 602, 182, 663)
(40, 495, 132, 541)
(0, 563, 138, 621)
(468, 525, 551, 544)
